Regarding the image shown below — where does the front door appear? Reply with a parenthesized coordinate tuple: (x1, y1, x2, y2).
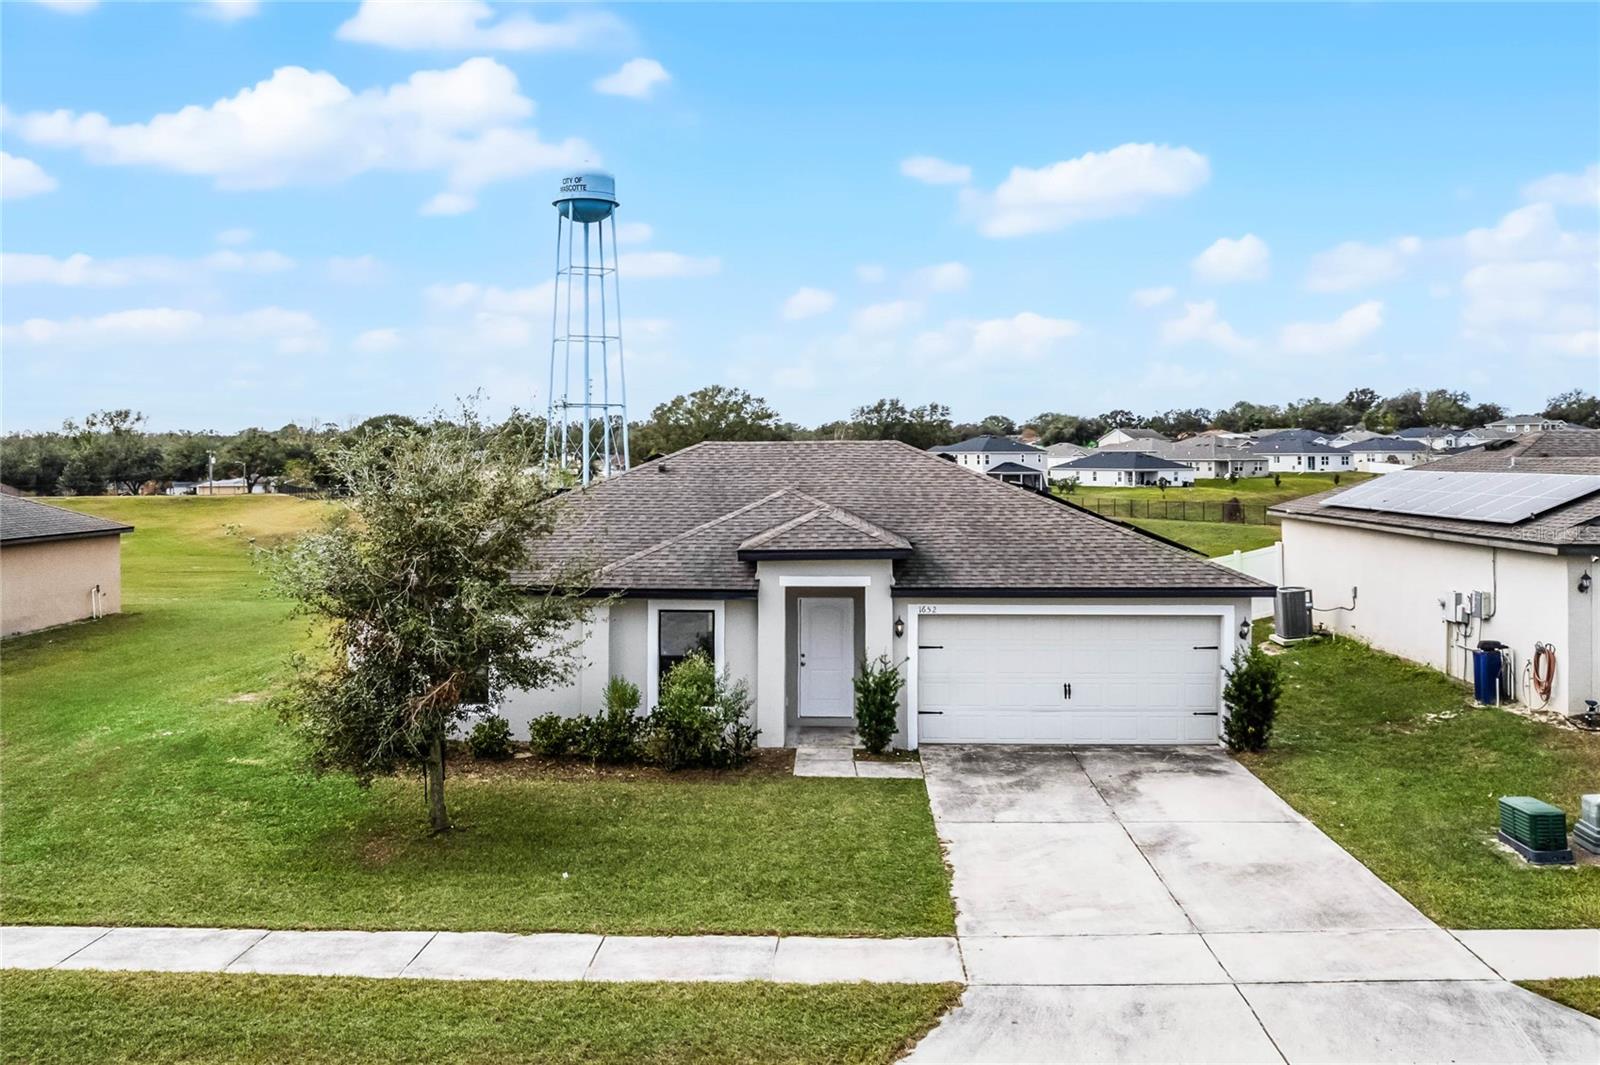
(798, 597, 854, 717)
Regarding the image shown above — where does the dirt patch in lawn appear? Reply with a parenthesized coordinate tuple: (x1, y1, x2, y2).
(449, 746, 796, 782)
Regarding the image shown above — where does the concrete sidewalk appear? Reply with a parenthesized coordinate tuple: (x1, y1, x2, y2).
(0, 926, 963, 984)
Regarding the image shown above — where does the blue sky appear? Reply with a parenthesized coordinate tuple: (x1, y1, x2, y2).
(3, 1, 1597, 432)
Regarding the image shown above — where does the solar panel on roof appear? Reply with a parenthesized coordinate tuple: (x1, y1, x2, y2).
(1320, 470, 1600, 525)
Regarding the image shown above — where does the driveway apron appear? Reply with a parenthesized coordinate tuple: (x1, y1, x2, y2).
(908, 745, 1600, 1064)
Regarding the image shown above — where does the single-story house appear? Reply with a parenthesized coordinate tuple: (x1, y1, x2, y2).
(928, 435, 1048, 489)
(1250, 436, 1353, 474)
(1167, 438, 1267, 480)
(508, 441, 1271, 747)
(1393, 426, 1465, 451)
(196, 477, 273, 495)
(1272, 432, 1600, 717)
(1341, 436, 1430, 473)
(1044, 442, 1090, 483)
(1, 495, 132, 637)
(1044, 450, 1197, 488)
(1095, 427, 1171, 452)
(1484, 415, 1577, 435)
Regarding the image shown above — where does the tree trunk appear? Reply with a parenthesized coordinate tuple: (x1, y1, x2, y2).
(424, 728, 451, 834)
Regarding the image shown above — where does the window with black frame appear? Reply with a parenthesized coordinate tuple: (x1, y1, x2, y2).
(658, 609, 714, 681)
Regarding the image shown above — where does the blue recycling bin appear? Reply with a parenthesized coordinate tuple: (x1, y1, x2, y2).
(1471, 649, 1502, 704)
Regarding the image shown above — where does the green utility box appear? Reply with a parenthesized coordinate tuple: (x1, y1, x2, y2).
(1498, 796, 1573, 864)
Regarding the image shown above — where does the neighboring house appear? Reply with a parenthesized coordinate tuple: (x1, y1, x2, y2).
(928, 435, 1048, 488)
(1044, 442, 1090, 483)
(1484, 414, 1577, 435)
(1095, 427, 1171, 452)
(1052, 451, 1197, 488)
(1340, 436, 1430, 473)
(0, 496, 132, 637)
(196, 478, 273, 495)
(1250, 435, 1353, 473)
(1328, 428, 1382, 448)
(1167, 437, 1267, 480)
(1457, 426, 1520, 447)
(1273, 431, 1600, 717)
(1393, 426, 1465, 451)
(508, 440, 1270, 747)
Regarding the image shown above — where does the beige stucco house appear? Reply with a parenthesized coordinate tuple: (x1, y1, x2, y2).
(1273, 432, 1600, 717)
(1, 496, 132, 637)
(503, 441, 1271, 748)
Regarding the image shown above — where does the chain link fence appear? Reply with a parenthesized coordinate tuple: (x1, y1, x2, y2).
(1072, 497, 1276, 525)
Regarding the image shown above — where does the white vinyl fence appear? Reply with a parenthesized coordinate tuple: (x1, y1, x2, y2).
(1213, 542, 1282, 618)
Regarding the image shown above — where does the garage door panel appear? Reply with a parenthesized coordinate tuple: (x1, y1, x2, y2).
(917, 613, 1221, 745)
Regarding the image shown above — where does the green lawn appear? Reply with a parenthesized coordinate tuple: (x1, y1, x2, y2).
(1, 497, 952, 936)
(1123, 517, 1281, 557)
(0, 970, 959, 1065)
(1519, 978, 1600, 1019)
(1238, 626, 1600, 928)
(1066, 471, 1372, 507)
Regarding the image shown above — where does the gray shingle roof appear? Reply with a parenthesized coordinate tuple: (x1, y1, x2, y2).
(1058, 451, 1192, 471)
(1342, 437, 1426, 453)
(1101, 427, 1169, 441)
(930, 435, 1043, 455)
(1272, 434, 1600, 550)
(985, 461, 1042, 475)
(0, 495, 133, 545)
(737, 500, 911, 559)
(521, 441, 1270, 596)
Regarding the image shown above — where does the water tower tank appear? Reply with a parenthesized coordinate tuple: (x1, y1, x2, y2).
(554, 171, 619, 223)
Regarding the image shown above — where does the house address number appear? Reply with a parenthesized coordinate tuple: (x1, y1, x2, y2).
(917, 605, 938, 615)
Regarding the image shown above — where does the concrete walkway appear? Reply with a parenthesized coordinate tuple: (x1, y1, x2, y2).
(793, 746, 923, 778)
(907, 745, 1600, 1064)
(0, 925, 962, 984)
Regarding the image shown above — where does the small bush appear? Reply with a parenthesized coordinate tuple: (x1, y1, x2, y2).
(466, 715, 514, 760)
(1222, 642, 1283, 753)
(528, 713, 582, 757)
(646, 653, 757, 770)
(580, 676, 646, 764)
(853, 655, 904, 755)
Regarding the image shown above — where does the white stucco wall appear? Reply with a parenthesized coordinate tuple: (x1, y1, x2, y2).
(1281, 518, 1595, 715)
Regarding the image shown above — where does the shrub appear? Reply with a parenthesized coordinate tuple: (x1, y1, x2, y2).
(853, 654, 904, 755)
(580, 676, 646, 764)
(528, 713, 581, 757)
(1221, 642, 1283, 753)
(646, 653, 758, 770)
(466, 715, 514, 760)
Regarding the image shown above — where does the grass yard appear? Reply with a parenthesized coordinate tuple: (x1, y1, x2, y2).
(1238, 625, 1600, 928)
(1, 497, 953, 936)
(1519, 978, 1600, 1019)
(1122, 517, 1281, 557)
(1065, 471, 1372, 508)
(0, 970, 959, 1065)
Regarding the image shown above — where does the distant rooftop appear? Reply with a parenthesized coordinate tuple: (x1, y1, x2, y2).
(1, 495, 133, 545)
(930, 435, 1043, 455)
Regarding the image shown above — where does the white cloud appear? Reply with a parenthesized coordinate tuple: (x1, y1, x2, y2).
(1160, 300, 1253, 353)
(1522, 164, 1600, 207)
(3, 305, 323, 353)
(1304, 236, 1420, 292)
(1279, 300, 1384, 355)
(1, 152, 58, 199)
(1463, 202, 1587, 261)
(2, 249, 292, 286)
(911, 311, 1080, 366)
(353, 327, 402, 353)
(593, 58, 671, 100)
(215, 227, 253, 246)
(10, 58, 593, 215)
(855, 264, 886, 284)
(1130, 285, 1175, 309)
(30, 0, 97, 12)
(1192, 234, 1270, 284)
(910, 261, 971, 294)
(851, 299, 923, 335)
(1457, 203, 1598, 356)
(617, 250, 720, 279)
(327, 255, 383, 284)
(782, 286, 836, 321)
(424, 280, 552, 316)
(198, 0, 259, 21)
(336, 1, 624, 52)
(900, 155, 971, 186)
(614, 221, 653, 245)
(964, 143, 1210, 238)
(421, 191, 477, 216)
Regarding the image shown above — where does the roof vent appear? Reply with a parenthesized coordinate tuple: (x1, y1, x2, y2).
(658, 463, 669, 474)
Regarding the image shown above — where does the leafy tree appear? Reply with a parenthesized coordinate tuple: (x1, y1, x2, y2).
(0, 432, 71, 494)
(1212, 401, 1284, 433)
(1421, 388, 1471, 427)
(1341, 387, 1379, 415)
(162, 433, 219, 482)
(977, 413, 1018, 437)
(1363, 390, 1425, 431)
(1146, 408, 1212, 438)
(265, 412, 593, 833)
(63, 410, 162, 495)
(1097, 409, 1141, 430)
(1463, 402, 1505, 427)
(848, 398, 954, 450)
(1544, 389, 1600, 428)
(1285, 397, 1354, 434)
(225, 428, 287, 491)
(633, 386, 786, 457)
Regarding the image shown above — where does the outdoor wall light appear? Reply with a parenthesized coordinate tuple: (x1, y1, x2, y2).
(1580, 571, 1593, 595)
(894, 617, 906, 638)
(1239, 619, 1252, 640)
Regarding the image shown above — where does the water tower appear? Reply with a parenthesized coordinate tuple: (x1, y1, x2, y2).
(544, 170, 629, 485)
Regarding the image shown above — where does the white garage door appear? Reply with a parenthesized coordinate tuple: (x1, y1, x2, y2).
(916, 613, 1222, 744)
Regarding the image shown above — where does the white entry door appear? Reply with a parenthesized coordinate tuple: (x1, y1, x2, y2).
(798, 597, 854, 718)
(917, 613, 1221, 744)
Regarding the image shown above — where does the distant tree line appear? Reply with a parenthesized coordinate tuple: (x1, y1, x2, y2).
(4, 387, 1596, 495)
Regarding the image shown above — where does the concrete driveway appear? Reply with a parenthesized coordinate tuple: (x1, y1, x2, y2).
(907, 745, 1600, 1064)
